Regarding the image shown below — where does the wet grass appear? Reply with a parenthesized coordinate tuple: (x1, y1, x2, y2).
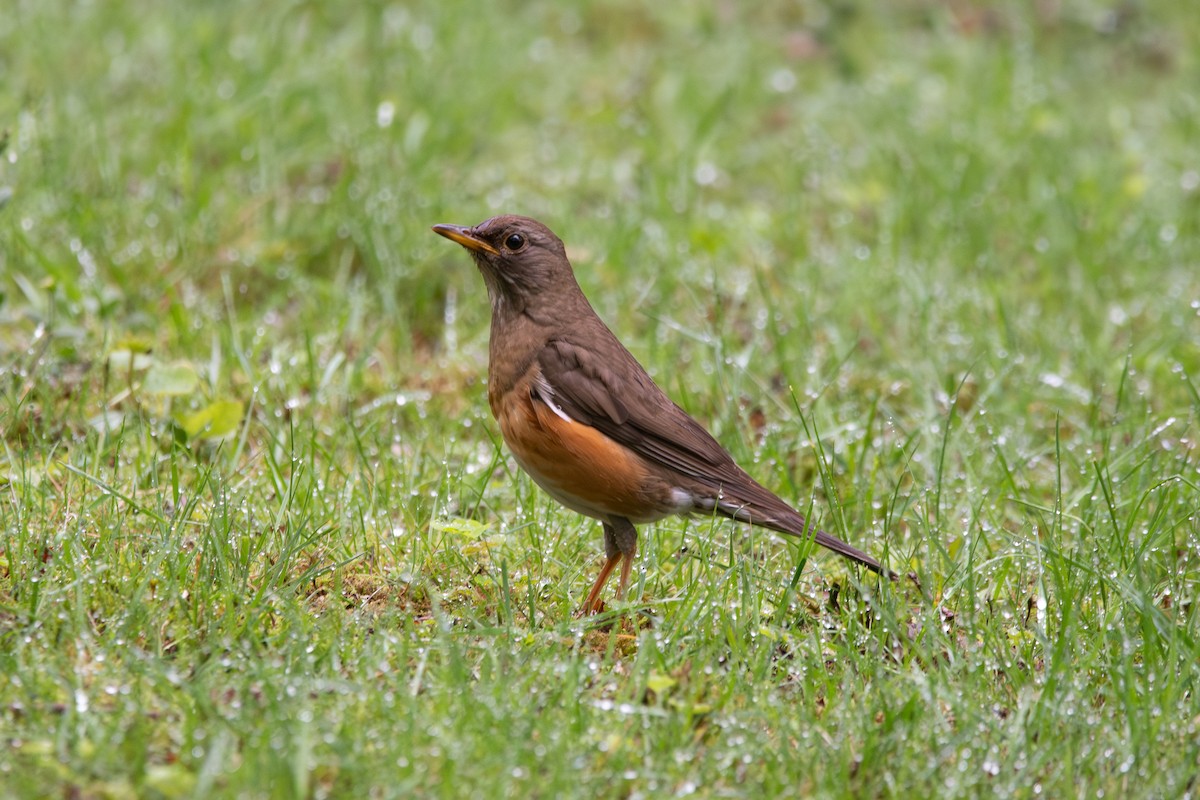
(3, 0, 1200, 797)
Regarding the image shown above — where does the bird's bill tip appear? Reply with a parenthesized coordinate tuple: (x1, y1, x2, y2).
(431, 223, 499, 255)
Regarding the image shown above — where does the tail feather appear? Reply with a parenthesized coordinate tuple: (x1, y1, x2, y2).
(711, 485, 894, 579)
(810, 528, 890, 577)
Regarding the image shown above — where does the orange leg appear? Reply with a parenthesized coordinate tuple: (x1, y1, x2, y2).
(580, 519, 639, 615)
(581, 553, 622, 615)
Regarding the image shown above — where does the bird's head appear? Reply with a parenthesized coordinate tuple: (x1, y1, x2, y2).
(432, 215, 575, 315)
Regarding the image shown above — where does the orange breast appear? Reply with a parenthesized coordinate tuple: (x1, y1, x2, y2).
(489, 374, 675, 523)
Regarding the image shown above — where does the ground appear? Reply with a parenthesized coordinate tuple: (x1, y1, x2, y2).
(1, 1, 1198, 798)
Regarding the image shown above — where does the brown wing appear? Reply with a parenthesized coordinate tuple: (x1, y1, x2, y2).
(537, 337, 889, 576)
(537, 338, 735, 481)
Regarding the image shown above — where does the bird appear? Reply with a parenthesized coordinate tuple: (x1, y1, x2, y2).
(432, 214, 889, 614)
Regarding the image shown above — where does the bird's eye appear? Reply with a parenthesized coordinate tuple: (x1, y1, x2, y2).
(504, 233, 526, 251)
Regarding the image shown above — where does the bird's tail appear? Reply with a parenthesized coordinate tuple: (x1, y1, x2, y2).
(711, 479, 894, 579)
(808, 527, 890, 577)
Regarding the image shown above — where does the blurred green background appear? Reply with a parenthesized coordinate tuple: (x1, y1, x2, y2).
(2, 1, 1199, 798)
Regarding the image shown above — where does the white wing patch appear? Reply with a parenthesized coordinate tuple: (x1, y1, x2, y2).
(533, 374, 574, 423)
(670, 488, 697, 512)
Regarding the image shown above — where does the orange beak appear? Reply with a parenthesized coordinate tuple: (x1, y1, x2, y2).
(431, 224, 499, 255)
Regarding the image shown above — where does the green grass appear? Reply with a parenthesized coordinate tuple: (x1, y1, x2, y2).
(3, 0, 1200, 797)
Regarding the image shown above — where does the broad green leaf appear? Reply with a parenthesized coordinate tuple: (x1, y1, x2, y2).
(646, 671, 677, 695)
(142, 361, 199, 396)
(178, 399, 244, 440)
(431, 517, 492, 539)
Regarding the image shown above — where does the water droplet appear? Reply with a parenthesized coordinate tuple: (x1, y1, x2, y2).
(769, 68, 796, 93)
(694, 162, 718, 186)
(376, 101, 396, 128)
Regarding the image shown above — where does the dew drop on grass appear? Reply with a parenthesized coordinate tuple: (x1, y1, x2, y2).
(769, 68, 796, 92)
(376, 101, 395, 128)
